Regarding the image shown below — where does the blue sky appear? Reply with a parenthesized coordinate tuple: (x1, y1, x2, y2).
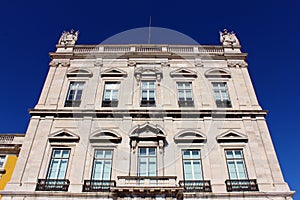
(0, 0, 298, 198)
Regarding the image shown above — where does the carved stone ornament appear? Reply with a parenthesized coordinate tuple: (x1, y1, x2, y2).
(195, 59, 204, 67)
(58, 29, 79, 46)
(128, 60, 136, 67)
(60, 61, 71, 67)
(161, 61, 170, 67)
(220, 29, 240, 47)
(94, 61, 103, 67)
(134, 67, 163, 85)
(227, 60, 248, 68)
(49, 60, 59, 67)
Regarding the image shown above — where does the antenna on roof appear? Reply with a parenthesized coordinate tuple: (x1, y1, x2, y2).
(148, 16, 152, 44)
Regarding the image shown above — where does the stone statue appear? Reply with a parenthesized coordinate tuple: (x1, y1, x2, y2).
(219, 29, 240, 46)
(58, 29, 79, 46)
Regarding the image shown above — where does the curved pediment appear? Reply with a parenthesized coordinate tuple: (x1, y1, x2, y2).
(101, 67, 127, 77)
(217, 130, 248, 143)
(90, 130, 122, 143)
(67, 68, 93, 77)
(205, 68, 231, 79)
(48, 129, 80, 142)
(174, 130, 206, 143)
(130, 123, 166, 140)
(170, 68, 197, 78)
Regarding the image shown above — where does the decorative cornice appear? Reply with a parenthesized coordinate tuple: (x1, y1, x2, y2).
(227, 60, 248, 68)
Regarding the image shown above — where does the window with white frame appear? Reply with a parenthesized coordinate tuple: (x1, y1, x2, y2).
(92, 150, 113, 180)
(212, 82, 231, 108)
(225, 149, 248, 179)
(102, 82, 120, 107)
(141, 81, 155, 106)
(0, 155, 6, 168)
(177, 82, 194, 107)
(47, 149, 70, 179)
(65, 82, 84, 107)
(138, 147, 157, 176)
(182, 150, 203, 180)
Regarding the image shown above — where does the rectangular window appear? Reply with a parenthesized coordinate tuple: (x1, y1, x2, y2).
(141, 81, 155, 106)
(138, 147, 157, 176)
(47, 149, 70, 179)
(212, 82, 232, 108)
(177, 82, 194, 107)
(225, 149, 248, 180)
(0, 155, 6, 168)
(182, 150, 203, 180)
(102, 82, 120, 107)
(65, 82, 84, 107)
(92, 150, 113, 180)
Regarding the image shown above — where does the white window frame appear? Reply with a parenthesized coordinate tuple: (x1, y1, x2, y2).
(177, 82, 193, 101)
(138, 147, 157, 177)
(46, 148, 70, 179)
(103, 82, 120, 101)
(182, 149, 203, 180)
(212, 82, 230, 101)
(91, 149, 113, 180)
(225, 149, 248, 180)
(141, 81, 156, 101)
(66, 81, 84, 101)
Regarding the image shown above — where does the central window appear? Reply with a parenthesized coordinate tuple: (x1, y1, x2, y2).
(65, 82, 84, 107)
(182, 150, 203, 180)
(102, 82, 120, 107)
(92, 150, 113, 180)
(138, 147, 157, 176)
(47, 149, 70, 179)
(141, 81, 155, 106)
(212, 82, 232, 108)
(177, 82, 194, 107)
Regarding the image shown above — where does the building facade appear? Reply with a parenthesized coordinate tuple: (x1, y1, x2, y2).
(1, 30, 294, 199)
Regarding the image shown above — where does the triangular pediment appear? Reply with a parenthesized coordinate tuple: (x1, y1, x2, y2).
(48, 129, 80, 142)
(174, 130, 206, 143)
(67, 68, 93, 77)
(90, 130, 122, 143)
(130, 123, 166, 140)
(217, 130, 248, 143)
(205, 68, 231, 78)
(170, 68, 197, 78)
(101, 68, 127, 77)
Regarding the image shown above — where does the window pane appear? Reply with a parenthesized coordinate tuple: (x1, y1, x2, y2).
(149, 148, 156, 156)
(139, 148, 147, 156)
(57, 160, 68, 179)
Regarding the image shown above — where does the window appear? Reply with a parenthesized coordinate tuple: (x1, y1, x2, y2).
(182, 150, 203, 180)
(0, 155, 6, 168)
(212, 82, 231, 108)
(138, 147, 157, 176)
(141, 81, 155, 106)
(65, 82, 84, 107)
(47, 149, 70, 179)
(92, 150, 113, 180)
(225, 149, 248, 179)
(177, 82, 194, 107)
(102, 82, 120, 107)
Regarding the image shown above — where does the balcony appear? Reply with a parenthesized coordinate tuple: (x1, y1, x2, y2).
(216, 99, 232, 108)
(179, 180, 212, 192)
(82, 180, 116, 192)
(117, 176, 177, 186)
(102, 100, 118, 107)
(225, 179, 259, 192)
(178, 100, 194, 107)
(64, 100, 81, 107)
(35, 179, 70, 191)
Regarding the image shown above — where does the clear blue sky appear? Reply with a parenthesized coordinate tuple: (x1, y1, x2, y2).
(0, 0, 298, 198)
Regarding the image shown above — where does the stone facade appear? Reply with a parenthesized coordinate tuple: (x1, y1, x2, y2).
(0, 30, 294, 199)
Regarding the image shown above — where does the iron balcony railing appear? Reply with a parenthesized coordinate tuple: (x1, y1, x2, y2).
(179, 180, 212, 192)
(82, 180, 116, 192)
(225, 179, 259, 192)
(35, 179, 70, 191)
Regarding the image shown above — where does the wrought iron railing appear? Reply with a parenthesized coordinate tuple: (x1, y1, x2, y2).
(82, 180, 116, 192)
(179, 180, 212, 192)
(64, 100, 81, 107)
(35, 179, 70, 191)
(225, 179, 259, 192)
(178, 100, 194, 107)
(102, 100, 119, 107)
(118, 176, 177, 186)
(216, 99, 232, 108)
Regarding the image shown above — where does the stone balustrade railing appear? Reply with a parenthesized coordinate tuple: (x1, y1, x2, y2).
(0, 135, 14, 144)
(117, 176, 177, 186)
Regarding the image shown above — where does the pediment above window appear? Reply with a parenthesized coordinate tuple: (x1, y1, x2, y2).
(205, 68, 231, 79)
(130, 123, 166, 140)
(174, 130, 206, 143)
(66, 68, 93, 77)
(90, 130, 122, 143)
(170, 68, 197, 78)
(48, 129, 80, 142)
(134, 67, 163, 83)
(217, 130, 248, 143)
(101, 67, 127, 77)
